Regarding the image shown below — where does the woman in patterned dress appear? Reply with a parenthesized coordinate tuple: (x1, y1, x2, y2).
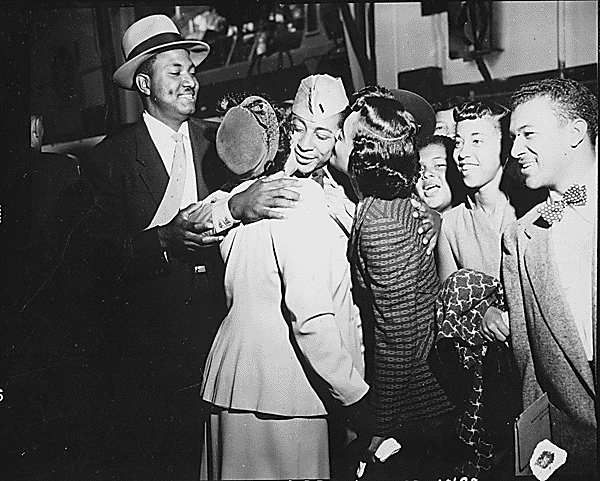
(335, 94, 459, 476)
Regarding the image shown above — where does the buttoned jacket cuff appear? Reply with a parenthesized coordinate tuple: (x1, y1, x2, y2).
(210, 195, 239, 233)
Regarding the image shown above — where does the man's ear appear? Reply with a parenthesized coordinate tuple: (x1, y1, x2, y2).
(569, 118, 588, 148)
(135, 73, 151, 96)
(334, 128, 343, 142)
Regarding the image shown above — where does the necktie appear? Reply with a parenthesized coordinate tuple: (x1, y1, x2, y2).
(538, 183, 586, 225)
(167, 132, 187, 209)
(144, 132, 188, 230)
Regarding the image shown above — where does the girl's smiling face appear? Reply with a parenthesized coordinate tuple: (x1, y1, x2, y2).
(453, 117, 503, 190)
(415, 143, 453, 212)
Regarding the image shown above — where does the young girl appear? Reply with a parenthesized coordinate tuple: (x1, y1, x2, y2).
(436, 101, 516, 284)
(415, 134, 466, 214)
(433, 101, 522, 477)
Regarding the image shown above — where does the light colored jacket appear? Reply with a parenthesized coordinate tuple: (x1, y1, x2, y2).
(201, 178, 368, 417)
(502, 204, 597, 475)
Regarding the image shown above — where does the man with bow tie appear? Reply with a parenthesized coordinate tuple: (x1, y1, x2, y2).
(503, 77, 597, 477)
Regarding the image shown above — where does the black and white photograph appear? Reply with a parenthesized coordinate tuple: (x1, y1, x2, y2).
(2, 2, 598, 480)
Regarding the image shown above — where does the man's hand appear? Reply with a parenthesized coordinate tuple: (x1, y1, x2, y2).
(229, 171, 302, 224)
(157, 203, 224, 260)
(481, 306, 510, 343)
(185, 202, 225, 246)
(410, 198, 442, 255)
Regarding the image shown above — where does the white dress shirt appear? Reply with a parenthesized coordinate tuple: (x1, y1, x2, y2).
(143, 111, 198, 209)
(550, 162, 597, 361)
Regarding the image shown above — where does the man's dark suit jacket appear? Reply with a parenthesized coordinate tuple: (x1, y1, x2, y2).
(80, 115, 228, 458)
(31, 149, 80, 232)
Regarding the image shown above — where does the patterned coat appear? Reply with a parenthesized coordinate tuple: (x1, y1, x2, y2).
(349, 196, 454, 437)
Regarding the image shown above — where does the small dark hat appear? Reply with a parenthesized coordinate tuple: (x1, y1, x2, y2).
(390, 89, 436, 143)
(216, 96, 280, 176)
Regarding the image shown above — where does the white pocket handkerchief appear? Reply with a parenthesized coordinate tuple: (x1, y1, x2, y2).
(529, 438, 567, 481)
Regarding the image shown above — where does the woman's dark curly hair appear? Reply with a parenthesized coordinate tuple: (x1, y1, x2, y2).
(348, 96, 420, 200)
(350, 85, 395, 108)
(217, 91, 291, 178)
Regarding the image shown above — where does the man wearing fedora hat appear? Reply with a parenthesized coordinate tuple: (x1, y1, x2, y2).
(80, 14, 301, 476)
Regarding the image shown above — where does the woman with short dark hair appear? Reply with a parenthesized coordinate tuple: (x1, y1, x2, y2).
(433, 100, 524, 477)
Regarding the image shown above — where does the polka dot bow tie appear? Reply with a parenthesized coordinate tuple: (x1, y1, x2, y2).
(538, 183, 587, 225)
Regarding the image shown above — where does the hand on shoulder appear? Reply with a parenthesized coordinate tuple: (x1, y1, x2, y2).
(228, 171, 303, 224)
(409, 197, 443, 255)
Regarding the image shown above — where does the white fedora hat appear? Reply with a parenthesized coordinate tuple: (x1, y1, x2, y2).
(113, 14, 210, 90)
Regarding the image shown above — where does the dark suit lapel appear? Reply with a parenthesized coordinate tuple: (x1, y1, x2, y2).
(523, 220, 595, 395)
(132, 118, 211, 208)
(135, 119, 169, 207)
(189, 120, 210, 200)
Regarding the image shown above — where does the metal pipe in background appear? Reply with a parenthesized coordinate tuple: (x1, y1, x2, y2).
(557, 0, 566, 78)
